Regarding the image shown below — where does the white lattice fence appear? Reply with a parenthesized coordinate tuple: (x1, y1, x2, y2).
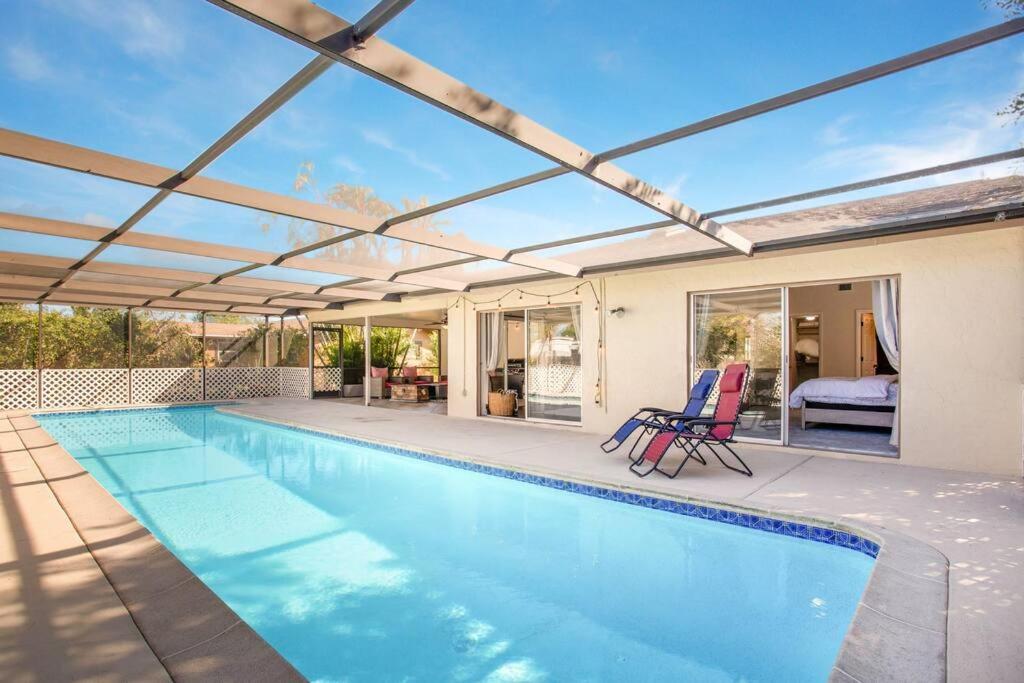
(313, 367, 342, 393)
(132, 368, 203, 404)
(3, 365, 323, 412)
(205, 367, 281, 400)
(279, 367, 310, 398)
(526, 363, 582, 398)
(0, 369, 39, 410)
(42, 369, 130, 409)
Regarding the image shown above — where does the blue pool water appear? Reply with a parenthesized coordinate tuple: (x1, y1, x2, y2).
(37, 407, 873, 682)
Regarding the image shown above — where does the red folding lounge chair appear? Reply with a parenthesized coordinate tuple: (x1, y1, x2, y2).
(600, 369, 720, 456)
(629, 363, 752, 478)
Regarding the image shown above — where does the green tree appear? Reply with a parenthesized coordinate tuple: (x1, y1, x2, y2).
(317, 326, 414, 372)
(992, 1, 1024, 121)
(0, 304, 38, 369)
(260, 162, 452, 270)
(279, 327, 309, 367)
(697, 313, 781, 369)
(39, 306, 128, 369)
(131, 311, 203, 368)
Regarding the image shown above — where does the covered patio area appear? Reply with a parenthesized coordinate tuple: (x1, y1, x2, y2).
(309, 307, 448, 408)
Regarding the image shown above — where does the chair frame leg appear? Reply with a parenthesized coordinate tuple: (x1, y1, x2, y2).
(631, 428, 743, 479)
(629, 455, 661, 477)
(629, 432, 679, 477)
(654, 451, 699, 478)
(708, 441, 753, 477)
(627, 426, 653, 461)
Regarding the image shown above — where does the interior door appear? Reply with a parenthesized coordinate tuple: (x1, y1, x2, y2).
(692, 289, 784, 443)
(859, 312, 878, 377)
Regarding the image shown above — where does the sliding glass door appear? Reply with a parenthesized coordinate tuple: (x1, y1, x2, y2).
(525, 306, 582, 423)
(692, 289, 785, 443)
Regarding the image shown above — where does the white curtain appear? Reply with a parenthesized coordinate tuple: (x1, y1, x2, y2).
(479, 311, 503, 411)
(569, 305, 581, 343)
(482, 311, 504, 372)
(871, 278, 900, 371)
(871, 278, 900, 446)
(693, 294, 712, 371)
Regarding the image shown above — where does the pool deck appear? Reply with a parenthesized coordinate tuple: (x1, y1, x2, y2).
(1, 399, 1020, 681)
(0, 411, 303, 683)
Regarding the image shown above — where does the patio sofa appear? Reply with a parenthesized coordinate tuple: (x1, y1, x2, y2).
(366, 367, 447, 399)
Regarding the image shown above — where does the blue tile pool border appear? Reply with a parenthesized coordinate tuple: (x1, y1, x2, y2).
(222, 409, 882, 558)
(35, 405, 880, 559)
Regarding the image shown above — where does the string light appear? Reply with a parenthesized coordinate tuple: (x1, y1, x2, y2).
(443, 279, 605, 407)
(444, 280, 600, 313)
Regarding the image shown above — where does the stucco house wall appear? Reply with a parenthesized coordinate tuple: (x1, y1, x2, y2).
(315, 223, 1024, 476)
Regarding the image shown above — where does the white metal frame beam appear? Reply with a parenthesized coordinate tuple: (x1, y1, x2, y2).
(208, 0, 752, 255)
(344, 18, 1024, 236)
(0, 5, 1018, 312)
(0, 128, 583, 279)
(361, 146, 1024, 283)
(32, 55, 336, 303)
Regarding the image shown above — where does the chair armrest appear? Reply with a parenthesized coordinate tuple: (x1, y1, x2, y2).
(644, 410, 685, 422)
(678, 418, 740, 429)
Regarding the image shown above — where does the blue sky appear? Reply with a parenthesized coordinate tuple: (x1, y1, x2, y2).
(0, 0, 1020, 267)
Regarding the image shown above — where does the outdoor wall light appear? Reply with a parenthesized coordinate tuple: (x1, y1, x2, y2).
(608, 306, 626, 318)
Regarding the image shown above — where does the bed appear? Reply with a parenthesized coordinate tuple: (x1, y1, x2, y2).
(788, 375, 898, 429)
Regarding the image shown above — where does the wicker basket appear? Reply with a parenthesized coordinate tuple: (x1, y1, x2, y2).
(487, 391, 517, 417)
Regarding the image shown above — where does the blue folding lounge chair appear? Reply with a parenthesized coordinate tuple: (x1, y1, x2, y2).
(629, 363, 752, 479)
(600, 369, 719, 454)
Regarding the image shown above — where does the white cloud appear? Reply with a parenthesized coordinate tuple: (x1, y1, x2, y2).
(818, 114, 856, 146)
(250, 108, 326, 153)
(81, 212, 116, 228)
(361, 128, 451, 181)
(46, 0, 184, 60)
(4, 43, 54, 82)
(104, 103, 199, 150)
(811, 103, 1020, 184)
(447, 199, 589, 244)
(332, 155, 365, 175)
(594, 50, 624, 75)
(662, 172, 689, 197)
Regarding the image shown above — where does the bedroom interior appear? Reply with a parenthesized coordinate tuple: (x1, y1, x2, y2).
(786, 279, 899, 457)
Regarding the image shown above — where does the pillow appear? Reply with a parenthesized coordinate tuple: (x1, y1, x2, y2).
(691, 378, 714, 399)
(370, 367, 389, 379)
(853, 374, 896, 399)
(719, 368, 745, 393)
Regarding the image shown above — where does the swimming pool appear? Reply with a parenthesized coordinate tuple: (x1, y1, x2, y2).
(37, 406, 873, 682)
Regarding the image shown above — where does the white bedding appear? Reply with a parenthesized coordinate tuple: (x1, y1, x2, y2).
(789, 375, 898, 409)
